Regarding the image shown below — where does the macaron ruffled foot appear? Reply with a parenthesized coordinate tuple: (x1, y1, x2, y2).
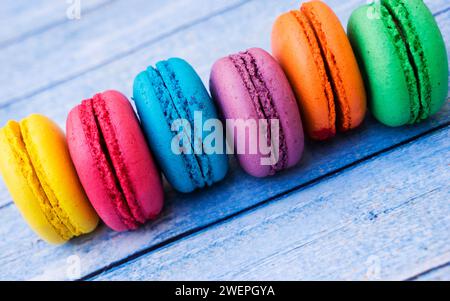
(210, 48, 304, 177)
(348, 0, 448, 127)
(0, 115, 99, 244)
(272, 0, 367, 140)
(133, 58, 229, 193)
(67, 90, 164, 232)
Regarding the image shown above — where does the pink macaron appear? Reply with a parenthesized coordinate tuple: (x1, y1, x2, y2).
(67, 90, 164, 231)
(210, 48, 304, 177)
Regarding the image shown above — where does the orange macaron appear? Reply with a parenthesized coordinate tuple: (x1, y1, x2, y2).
(272, 0, 366, 140)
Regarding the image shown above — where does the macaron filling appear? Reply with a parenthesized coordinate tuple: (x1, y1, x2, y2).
(229, 51, 288, 173)
(21, 119, 84, 237)
(290, 10, 336, 139)
(152, 61, 214, 187)
(381, 0, 432, 122)
(379, 4, 420, 123)
(92, 94, 147, 224)
(4, 122, 73, 240)
(301, 4, 352, 131)
(141, 67, 205, 189)
(79, 97, 141, 230)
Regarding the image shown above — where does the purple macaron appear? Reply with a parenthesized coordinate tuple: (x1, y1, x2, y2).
(210, 48, 304, 177)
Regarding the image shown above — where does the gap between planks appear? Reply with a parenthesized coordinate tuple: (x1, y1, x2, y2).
(406, 261, 450, 281)
(0, 0, 255, 110)
(0, 0, 445, 111)
(91, 126, 450, 280)
(0, 0, 368, 206)
(0, 0, 448, 278)
(0, 0, 118, 49)
(0, 108, 448, 280)
(80, 124, 450, 280)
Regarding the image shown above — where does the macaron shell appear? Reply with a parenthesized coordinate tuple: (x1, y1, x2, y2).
(68, 91, 163, 231)
(156, 60, 209, 188)
(302, 1, 366, 131)
(211, 56, 271, 177)
(381, 4, 421, 123)
(272, 10, 336, 140)
(21, 114, 99, 235)
(68, 104, 130, 231)
(97, 90, 163, 221)
(159, 58, 229, 184)
(348, 5, 416, 127)
(247, 48, 304, 168)
(0, 121, 67, 244)
(382, 0, 448, 117)
(133, 69, 203, 193)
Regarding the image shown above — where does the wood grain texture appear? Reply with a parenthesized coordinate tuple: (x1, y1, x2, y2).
(0, 0, 250, 107)
(95, 127, 450, 281)
(0, 0, 371, 207)
(0, 0, 447, 125)
(0, 0, 448, 207)
(0, 0, 448, 280)
(0, 0, 113, 47)
(0, 112, 448, 280)
(0, 0, 445, 108)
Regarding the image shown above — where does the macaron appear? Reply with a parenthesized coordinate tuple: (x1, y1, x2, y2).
(67, 90, 163, 232)
(0, 114, 99, 244)
(133, 58, 229, 193)
(210, 48, 304, 177)
(272, 0, 367, 140)
(348, 0, 448, 127)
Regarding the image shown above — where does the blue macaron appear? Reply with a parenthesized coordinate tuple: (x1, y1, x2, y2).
(133, 58, 229, 193)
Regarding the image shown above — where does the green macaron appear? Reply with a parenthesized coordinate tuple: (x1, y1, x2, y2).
(348, 0, 447, 127)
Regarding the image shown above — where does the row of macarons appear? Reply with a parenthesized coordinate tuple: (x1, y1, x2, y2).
(0, 0, 447, 244)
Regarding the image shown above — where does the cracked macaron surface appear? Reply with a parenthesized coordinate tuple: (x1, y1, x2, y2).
(272, 0, 367, 140)
(210, 48, 304, 178)
(133, 58, 229, 193)
(67, 90, 163, 232)
(0, 114, 98, 244)
(348, 0, 448, 127)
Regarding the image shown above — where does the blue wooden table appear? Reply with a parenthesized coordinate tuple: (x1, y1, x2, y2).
(0, 0, 448, 281)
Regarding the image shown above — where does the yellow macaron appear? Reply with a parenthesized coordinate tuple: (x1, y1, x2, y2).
(0, 114, 98, 244)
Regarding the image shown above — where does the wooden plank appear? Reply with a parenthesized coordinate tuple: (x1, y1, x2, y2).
(0, 0, 448, 280)
(0, 0, 374, 206)
(0, 2, 448, 207)
(0, 113, 448, 280)
(425, 0, 450, 13)
(0, 0, 112, 47)
(93, 127, 450, 281)
(0, 0, 252, 107)
(0, 0, 445, 107)
(412, 263, 450, 281)
(0, 0, 446, 120)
